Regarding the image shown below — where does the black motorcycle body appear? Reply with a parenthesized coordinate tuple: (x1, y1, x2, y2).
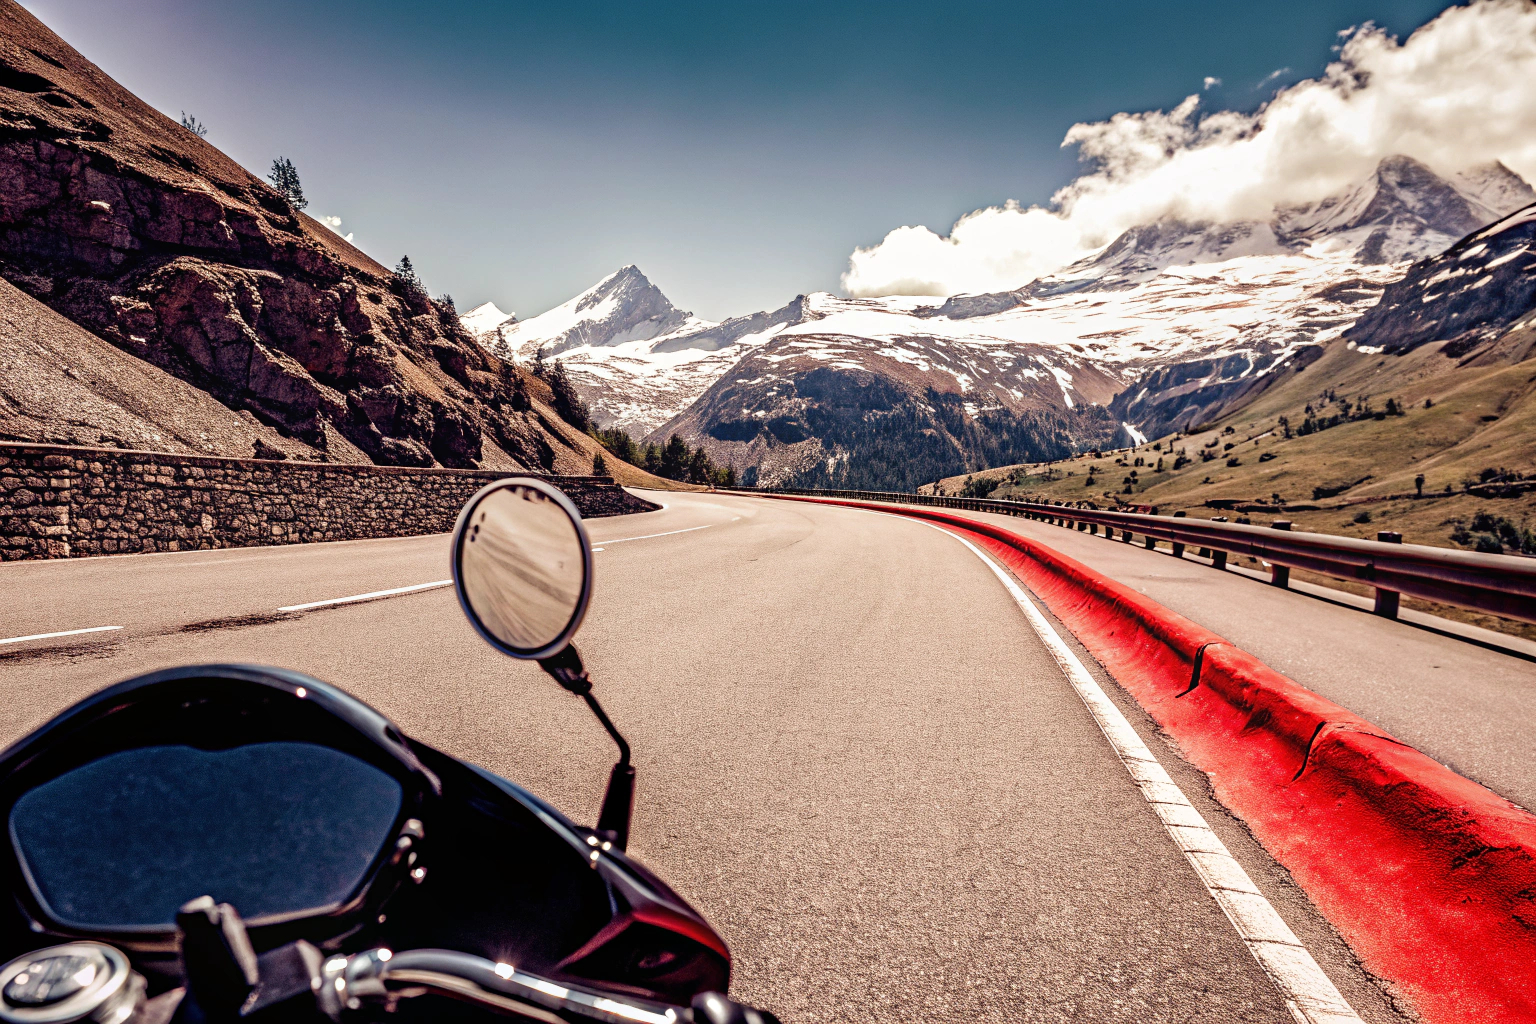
(0, 479, 775, 1024)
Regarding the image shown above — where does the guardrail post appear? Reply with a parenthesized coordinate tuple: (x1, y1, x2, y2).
(1121, 529, 1132, 543)
(1269, 521, 1292, 587)
(1144, 535, 1156, 550)
(1171, 510, 1186, 558)
(1088, 523, 1098, 535)
(1374, 531, 1402, 618)
(1208, 517, 1228, 569)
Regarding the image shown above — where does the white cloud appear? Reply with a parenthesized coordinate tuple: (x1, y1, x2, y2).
(1203, 76, 1221, 90)
(317, 214, 356, 243)
(843, 0, 1536, 297)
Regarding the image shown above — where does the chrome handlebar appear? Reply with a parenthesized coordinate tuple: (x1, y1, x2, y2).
(0, 942, 777, 1024)
(324, 947, 685, 1023)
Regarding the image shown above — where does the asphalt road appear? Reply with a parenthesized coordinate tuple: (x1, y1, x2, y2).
(920, 502, 1536, 813)
(0, 491, 1415, 1023)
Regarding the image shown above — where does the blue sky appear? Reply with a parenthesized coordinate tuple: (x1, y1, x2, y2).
(19, 0, 1455, 320)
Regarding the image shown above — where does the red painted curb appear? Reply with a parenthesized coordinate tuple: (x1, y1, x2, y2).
(764, 493, 1536, 1023)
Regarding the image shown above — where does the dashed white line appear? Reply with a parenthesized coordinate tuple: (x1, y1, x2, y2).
(277, 580, 451, 613)
(590, 524, 713, 546)
(926, 521, 1362, 1024)
(0, 625, 122, 646)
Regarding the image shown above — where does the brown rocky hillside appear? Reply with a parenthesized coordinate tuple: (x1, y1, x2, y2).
(0, 1, 608, 475)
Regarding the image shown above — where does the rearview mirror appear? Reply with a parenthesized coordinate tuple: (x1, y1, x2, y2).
(451, 478, 592, 660)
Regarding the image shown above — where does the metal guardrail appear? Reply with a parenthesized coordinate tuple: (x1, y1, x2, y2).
(730, 487, 1536, 626)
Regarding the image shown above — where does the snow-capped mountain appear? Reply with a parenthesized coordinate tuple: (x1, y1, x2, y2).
(466, 157, 1534, 487)
(464, 266, 813, 435)
(1024, 156, 1528, 298)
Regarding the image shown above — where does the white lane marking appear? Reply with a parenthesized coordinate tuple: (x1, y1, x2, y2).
(591, 524, 713, 546)
(0, 625, 122, 646)
(921, 520, 1363, 1024)
(277, 580, 451, 613)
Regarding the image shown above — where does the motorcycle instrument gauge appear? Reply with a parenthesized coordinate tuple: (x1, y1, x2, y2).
(0, 943, 143, 1024)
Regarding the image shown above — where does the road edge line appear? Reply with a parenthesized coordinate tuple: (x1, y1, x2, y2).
(747, 491, 1536, 1024)
(927, 521, 1361, 1023)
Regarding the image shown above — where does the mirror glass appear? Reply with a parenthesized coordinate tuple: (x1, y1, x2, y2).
(10, 742, 403, 929)
(456, 481, 589, 657)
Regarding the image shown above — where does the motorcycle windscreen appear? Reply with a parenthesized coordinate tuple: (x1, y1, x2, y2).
(8, 742, 403, 930)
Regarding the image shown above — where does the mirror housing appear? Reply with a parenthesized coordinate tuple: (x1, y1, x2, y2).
(450, 477, 593, 661)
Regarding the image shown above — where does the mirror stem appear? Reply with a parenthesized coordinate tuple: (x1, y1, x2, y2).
(580, 691, 631, 767)
(540, 645, 635, 849)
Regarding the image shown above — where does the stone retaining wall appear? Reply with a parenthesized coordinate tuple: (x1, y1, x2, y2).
(0, 443, 656, 560)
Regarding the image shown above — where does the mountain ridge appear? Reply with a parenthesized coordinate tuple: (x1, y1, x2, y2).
(466, 155, 1534, 489)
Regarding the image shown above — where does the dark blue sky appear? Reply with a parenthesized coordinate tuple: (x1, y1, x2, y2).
(20, 0, 1455, 319)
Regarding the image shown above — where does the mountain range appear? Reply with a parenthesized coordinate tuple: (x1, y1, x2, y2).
(464, 156, 1535, 488)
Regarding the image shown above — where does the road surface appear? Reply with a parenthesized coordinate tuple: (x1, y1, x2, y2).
(919, 500, 1536, 813)
(0, 491, 1416, 1022)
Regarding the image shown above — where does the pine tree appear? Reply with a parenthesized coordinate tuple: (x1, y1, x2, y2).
(180, 112, 208, 138)
(660, 435, 691, 479)
(687, 446, 712, 484)
(394, 255, 423, 294)
(543, 360, 591, 431)
(593, 452, 608, 476)
(643, 443, 661, 474)
(267, 157, 307, 209)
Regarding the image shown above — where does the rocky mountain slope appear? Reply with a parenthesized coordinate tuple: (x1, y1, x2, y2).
(1343, 201, 1536, 362)
(0, 277, 321, 457)
(0, 1, 606, 474)
(478, 157, 1532, 489)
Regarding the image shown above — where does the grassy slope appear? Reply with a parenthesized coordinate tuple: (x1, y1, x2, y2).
(927, 333, 1536, 638)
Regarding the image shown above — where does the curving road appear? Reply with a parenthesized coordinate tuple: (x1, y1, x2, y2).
(0, 491, 1414, 1022)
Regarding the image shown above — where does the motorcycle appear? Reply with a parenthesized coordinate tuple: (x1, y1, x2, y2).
(0, 478, 779, 1024)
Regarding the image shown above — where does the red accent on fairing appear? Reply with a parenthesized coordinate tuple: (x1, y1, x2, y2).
(626, 902, 730, 960)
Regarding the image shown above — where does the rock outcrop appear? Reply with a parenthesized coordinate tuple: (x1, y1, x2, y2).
(0, 276, 327, 458)
(0, 1, 588, 472)
(1344, 202, 1536, 360)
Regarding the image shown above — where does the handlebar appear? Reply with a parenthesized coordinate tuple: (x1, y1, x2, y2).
(0, 941, 778, 1024)
(328, 947, 779, 1024)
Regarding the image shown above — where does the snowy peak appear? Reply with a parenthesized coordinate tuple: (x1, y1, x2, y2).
(1451, 162, 1536, 221)
(462, 267, 819, 435)
(1278, 155, 1535, 263)
(1026, 156, 1536, 299)
(1028, 220, 1289, 296)
(569, 264, 685, 332)
(460, 300, 516, 340)
(469, 265, 704, 362)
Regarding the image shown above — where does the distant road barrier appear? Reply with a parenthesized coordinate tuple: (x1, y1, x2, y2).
(727, 487, 1536, 625)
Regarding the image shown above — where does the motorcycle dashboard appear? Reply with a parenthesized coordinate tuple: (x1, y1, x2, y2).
(0, 666, 435, 945)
